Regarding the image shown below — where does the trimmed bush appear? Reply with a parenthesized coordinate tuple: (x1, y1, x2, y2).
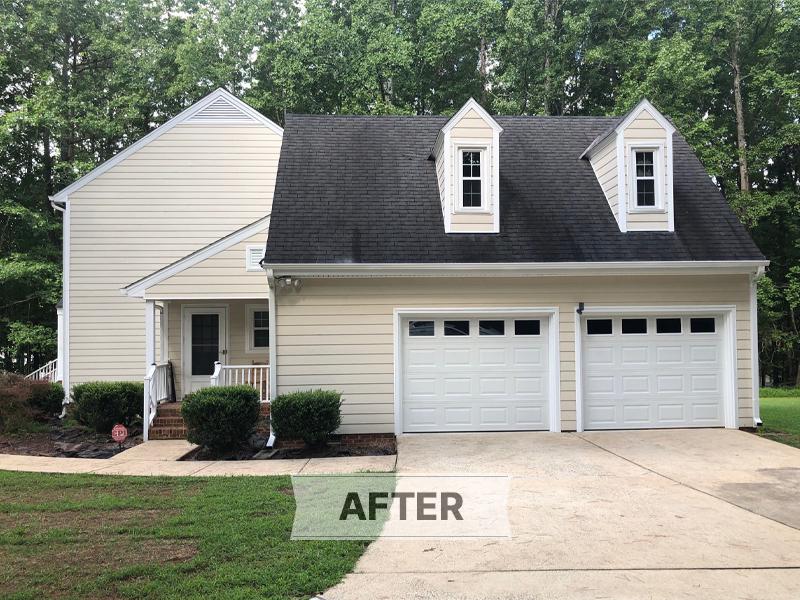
(29, 382, 65, 418)
(271, 389, 342, 447)
(181, 385, 260, 451)
(72, 381, 143, 433)
(0, 373, 37, 433)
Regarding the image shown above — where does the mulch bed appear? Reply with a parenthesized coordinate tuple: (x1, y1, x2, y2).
(182, 434, 396, 461)
(0, 418, 142, 459)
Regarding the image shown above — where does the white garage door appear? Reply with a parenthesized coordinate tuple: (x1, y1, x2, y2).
(402, 316, 550, 432)
(582, 314, 726, 429)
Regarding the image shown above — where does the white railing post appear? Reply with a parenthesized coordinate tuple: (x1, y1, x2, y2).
(143, 363, 155, 442)
(211, 361, 222, 387)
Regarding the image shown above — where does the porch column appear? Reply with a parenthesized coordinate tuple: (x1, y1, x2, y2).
(145, 300, 156, 367)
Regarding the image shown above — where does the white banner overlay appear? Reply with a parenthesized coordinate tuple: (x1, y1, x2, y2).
(291, 474, 511, 540)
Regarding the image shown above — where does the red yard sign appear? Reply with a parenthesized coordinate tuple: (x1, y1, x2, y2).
(111, 424, 128, 444)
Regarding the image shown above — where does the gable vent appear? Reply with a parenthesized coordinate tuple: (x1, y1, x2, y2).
(187, 97, 258, 124)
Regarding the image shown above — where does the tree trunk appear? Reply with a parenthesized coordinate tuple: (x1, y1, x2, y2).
(731, 39, 750, 193)
(478, 37, 488, 104)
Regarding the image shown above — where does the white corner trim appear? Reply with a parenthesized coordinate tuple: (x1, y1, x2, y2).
(440, 97, 503, 136)
(49, 89, 282, 203)
(750, 274, 762, 425)
(62, 200, 70, 401)
(392, 307, 561, 434)
(574, 307, 583, 432)
(122, 216, 270, 297)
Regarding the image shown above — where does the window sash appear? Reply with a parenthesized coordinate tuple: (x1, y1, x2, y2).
(632, 149, 658, 208)
(459, 149, 485, 210)
(246, 306, 269, 352)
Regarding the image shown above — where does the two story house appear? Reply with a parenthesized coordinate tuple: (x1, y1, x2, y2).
(50, 90, 767, 441)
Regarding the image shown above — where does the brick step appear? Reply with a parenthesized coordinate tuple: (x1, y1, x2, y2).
(155, 403, 183, 415)
(149, 426, 187, 440)
(151, 417, 185, 427)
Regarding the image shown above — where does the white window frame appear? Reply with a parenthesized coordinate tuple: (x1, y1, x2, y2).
(456, 146, 489, 213)
(245, 245, 263, 272)
(245, 303, 270, 354)
(628, 143, 665, 213)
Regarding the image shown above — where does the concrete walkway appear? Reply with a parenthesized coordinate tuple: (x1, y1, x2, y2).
(325, 429, 800, 600)
(0, 440, 396, 476)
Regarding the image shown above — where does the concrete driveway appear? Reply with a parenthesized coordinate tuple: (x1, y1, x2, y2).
(325, 429, 800, 600)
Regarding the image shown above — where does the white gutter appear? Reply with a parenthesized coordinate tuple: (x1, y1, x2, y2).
(265, 260, 769, 278)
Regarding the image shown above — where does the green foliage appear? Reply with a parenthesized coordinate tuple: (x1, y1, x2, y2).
(180, 385, 261, 451)
(28, 381, 64, 417)
(271, 389, 343, 446)
(71, 382, 143, 433)
(760, 387, 800, 398)
(0, 373, 61, 431)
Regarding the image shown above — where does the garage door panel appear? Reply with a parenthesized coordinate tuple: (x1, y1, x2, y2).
(403, 316, 550, 432)
(583, 314, 725, 430)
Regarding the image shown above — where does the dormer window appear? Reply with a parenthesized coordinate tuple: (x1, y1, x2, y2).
(634, 150, 657, 208)
(460, 149, 484, 209)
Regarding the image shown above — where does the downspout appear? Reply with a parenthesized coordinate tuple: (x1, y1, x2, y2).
(51, 197, 70, 417)
(751, 266, 766, 427)
(264, 266, 277, 447)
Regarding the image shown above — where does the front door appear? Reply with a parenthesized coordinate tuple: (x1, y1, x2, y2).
(183, 307, 227, 395)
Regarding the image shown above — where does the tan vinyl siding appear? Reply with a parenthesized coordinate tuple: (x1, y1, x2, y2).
(275, 274, 754, 434)
(147, 229, 269, 298)
(434, 134, 447, 213)
(166, 300, 269, 399)
(68, 121, 281, 386)
(450, 108, 494, 139)
(623, 108, 669, 231)
(588, 136, 619, 221)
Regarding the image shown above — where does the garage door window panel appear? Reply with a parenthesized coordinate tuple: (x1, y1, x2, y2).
(587, 319, 613, 335)
(621, 318, 648, 334)
(514, 320, 540, 335)
(479, 320, 505, 335)
(690, 317, 716, 334)
(409, 320, 435, 336)
(656, 318, 682, 334)
(444, 320, 470, 336)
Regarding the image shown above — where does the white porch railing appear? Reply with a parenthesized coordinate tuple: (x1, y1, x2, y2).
(211, 362, 270, 403)
(144, 362, 172, 441)
(25, 359, 60, 382)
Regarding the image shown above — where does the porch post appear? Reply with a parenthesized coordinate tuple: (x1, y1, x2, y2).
(143, 300, 156, 441)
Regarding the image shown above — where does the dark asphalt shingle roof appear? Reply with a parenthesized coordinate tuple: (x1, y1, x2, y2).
(264, 114, 764, 264)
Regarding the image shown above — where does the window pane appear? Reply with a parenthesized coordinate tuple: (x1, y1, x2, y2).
(462, 180, 482, 207)
(636, 179, 655, 207)
(514, 320, 540, 335)
(253, 310, 269, 328)
(690, 317, 715, 333)
(479, 320, 504, 335)
(636, 151, 654, 176)
(253, 329, 269, 348)
(463, 151, 480, 177)
(408, 320, 434, 336)
(586, 319, 612, 335)
(621, 318, 647, 334)
(656, 318, 682, 334)
(191, 314, 219, 376)
(444, 320, 470, 336)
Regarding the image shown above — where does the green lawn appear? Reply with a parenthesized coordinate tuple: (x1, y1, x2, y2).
(758, 389, 800, 449)
(0, 471, 369, 600)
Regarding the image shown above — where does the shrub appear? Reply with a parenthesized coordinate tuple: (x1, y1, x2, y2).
(0, 373, 37, 433)
(271, 389, 342, 447)
(29, 382, 65, 418)
(72, 381, 143, 433)
(181, 385, 260, 451)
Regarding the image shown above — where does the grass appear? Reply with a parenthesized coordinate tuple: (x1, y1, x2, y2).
(0, 471, 370, 600)
(757, 389, 800, 449)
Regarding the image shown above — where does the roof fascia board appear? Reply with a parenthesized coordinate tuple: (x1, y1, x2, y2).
(50, 89, 282, 203)
(122, 216, 270, 297)
(266, 260, 769, 278)
(441, 98, 503, 135)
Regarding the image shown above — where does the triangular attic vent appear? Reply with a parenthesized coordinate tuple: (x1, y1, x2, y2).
(186, 97, 258, 123)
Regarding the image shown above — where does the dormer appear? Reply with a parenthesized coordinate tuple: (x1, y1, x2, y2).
(433, 98, 503, 233)
(581, 99, 676, 233)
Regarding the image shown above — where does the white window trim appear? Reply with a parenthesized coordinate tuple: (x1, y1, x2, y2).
(455, 146, 490, 213)
(628, 143, 666, 213)
(245, 245, 263, 272)
(245, 303, 270, 354)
